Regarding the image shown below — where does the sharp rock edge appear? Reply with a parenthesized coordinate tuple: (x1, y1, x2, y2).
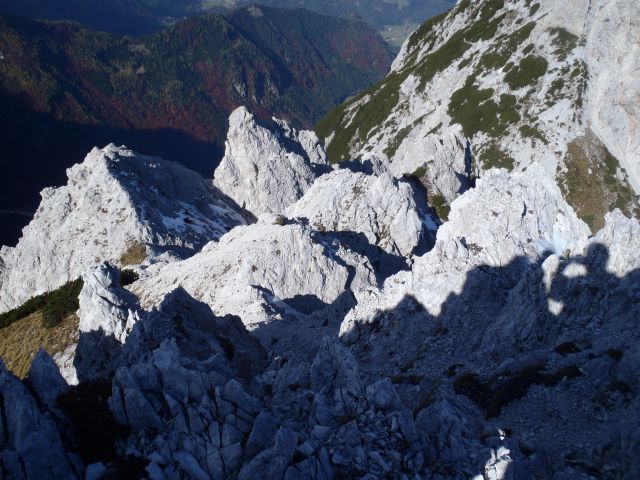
(2, 1, 640, 477)
(0, 144, 247, 313)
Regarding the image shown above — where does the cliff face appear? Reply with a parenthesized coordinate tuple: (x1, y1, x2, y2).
(317, 0, 640, 232)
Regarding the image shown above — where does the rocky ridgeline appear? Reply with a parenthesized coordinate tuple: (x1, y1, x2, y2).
(1, 99, 639, 478)
(1, 0, 640, 475)
(0, 144, 248, 313)
(318, 0, 640, 231)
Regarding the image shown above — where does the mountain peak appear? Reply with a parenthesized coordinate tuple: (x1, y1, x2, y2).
(318, 0, 639, 232)
(0, 144, 246, 313)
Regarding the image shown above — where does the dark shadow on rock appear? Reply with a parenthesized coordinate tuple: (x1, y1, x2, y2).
(337, 159, 375, 175)
(341, 242, 640, 478)
(313, 230, 410, 286)
(398, 176, 438, 256)
(282, 294, 330, 315)
(74, 329, 123, 384)
(74, 286, 267, 386)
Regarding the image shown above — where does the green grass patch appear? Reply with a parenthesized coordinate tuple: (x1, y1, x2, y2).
(520, 124, 548, 144)
(404, 166, 450, 221)
(0, 278, 83, 330)
(477, 22, 536, 73)
(505, 55, 548, 89)
(549, 27, 578, 61)
(430, 194, 451, 222)
(449, 79, 521, 138)
(560, 133, 639, 231)
(406, 10, 450, 51)
(482, 143, 515, 171)
(315, 0, 510, 163)
(0, 312, 79, 378)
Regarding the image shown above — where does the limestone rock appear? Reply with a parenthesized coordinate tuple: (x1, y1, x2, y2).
(286, 168, 425, 257)
(213, 107, 329, 216)
(341, 163, 590, 342)
(0, 144, 245, 313)
(0, 360, 79, 479)
(134, 217, 375, 328)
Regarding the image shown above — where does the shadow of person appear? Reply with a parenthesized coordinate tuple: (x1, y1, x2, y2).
(547, 243, 619, 326)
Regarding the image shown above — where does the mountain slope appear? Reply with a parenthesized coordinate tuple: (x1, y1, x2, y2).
(317, 0, 639, 232)
(0, 6, 392, 246)
(1, 99, 640, 478)
(0, 0, 456, 43)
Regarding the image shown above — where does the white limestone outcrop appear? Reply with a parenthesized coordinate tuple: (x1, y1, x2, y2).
(0, 144, 245, 313)
(286, 168, 424, 257)
(78, 263, 142, 344)
(213, 107, 330, 217)
(322, 0, 640, 211)
(340, 163, 590, 341)
(134, 215, 376, 328)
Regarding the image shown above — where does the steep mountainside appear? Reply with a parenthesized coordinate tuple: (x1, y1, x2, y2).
(0, 6, 392, 246)
(1, 1, 640, 479)
(317, 0, 639, 232)
(1, 100, 640, 478)
(0, 0, 456, 42)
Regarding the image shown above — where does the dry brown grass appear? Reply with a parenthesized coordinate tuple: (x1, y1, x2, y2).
(119, 240, 148, 266)
(560, 131, 639, 232)
(0, 311, 79, 378)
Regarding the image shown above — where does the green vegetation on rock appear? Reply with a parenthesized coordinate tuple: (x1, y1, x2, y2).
(405, 166, 451, 221)
(448, 79, 520, 138)
(549, 27, 579, 61)
(481, 143, 515, 171)
(505, 55, 548, 89)
(477, 22, 536, 72)
(520, 124, 548, 145)
(0, 278, 83, 330)
(316, 0, 514, 163)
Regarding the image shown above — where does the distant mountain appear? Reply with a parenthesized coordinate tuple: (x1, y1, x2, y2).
(0, 0, 457, 46)
(0, 6, 393, 246)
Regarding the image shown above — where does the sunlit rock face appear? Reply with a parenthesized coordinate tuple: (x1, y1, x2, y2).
(0, 144, 245, 313)
(213, 106, 330, 217)
(319, 0, 640, 228)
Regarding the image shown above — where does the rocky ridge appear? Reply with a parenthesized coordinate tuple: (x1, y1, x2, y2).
(317, 0, 640, 231)
(0, 144, 246, 313)
(1, 1, 640, 478)
(1, 113, 639, 478)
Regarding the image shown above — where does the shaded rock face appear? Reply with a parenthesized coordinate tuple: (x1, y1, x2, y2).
(213, 107, 330, 217)
(0, 357, 80, 479)
(0, 144, 246, 313)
